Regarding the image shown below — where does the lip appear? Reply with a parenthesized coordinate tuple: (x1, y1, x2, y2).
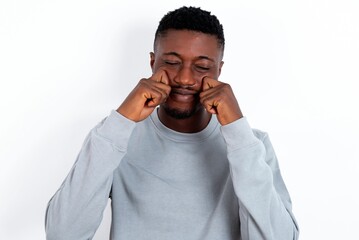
(169, 88, 198, 103)
(170, 88, 198, 95)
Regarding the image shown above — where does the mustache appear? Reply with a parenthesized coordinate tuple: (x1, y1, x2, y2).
(168, 76, 209, 94)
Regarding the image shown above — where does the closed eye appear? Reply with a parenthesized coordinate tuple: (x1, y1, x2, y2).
(196, 66, 210, 71)
(165, 61, 180, 65)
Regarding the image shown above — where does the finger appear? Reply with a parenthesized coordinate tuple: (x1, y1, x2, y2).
(202, 76, 221, 91)
(159, 69, 170, 85)
(140, 75, 171, 99)
(143, 81, 171, 106)
(144, 87, 168, 107)
(148, 82, 171, 103)
(199, 82, 224, 115)
(149, 81, 171, 94)
(203, 101, 218, 114)
(150, 69, 169, 85)
(199, 79, 223, 100)
(200, 93, 220, 114)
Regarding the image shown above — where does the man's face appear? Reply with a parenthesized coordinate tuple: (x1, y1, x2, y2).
(151, 29, 224, 119)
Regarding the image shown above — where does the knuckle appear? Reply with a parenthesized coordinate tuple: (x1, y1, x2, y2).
(138, 78, 149, 87)
(161, 91, 167, 98)
(223, 83, 231, 90)
(164, 85, 171, 91)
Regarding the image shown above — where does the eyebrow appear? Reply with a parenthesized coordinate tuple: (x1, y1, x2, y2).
(163, 52, 215, 62)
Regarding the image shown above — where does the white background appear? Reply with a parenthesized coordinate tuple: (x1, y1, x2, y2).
(1, 0, 358, 239)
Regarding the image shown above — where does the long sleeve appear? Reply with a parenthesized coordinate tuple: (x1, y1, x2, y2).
(221, 117, 299, 240)
(45, 110, 136, 240)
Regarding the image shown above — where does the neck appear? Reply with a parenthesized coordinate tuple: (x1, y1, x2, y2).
(157, 107, 212, 133)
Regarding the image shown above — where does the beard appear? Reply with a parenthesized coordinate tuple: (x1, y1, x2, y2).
(161, 102, 202, 119)
(162, 106, 195, 119)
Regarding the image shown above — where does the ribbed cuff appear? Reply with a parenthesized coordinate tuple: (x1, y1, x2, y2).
(220, 117, 260, 152)
(96, 110, 136, 150)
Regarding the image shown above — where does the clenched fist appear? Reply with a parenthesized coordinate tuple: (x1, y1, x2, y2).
(200, 76, 243, 125)
(117, 69, 171, 122)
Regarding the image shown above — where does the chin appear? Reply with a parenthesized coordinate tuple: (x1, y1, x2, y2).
(162, 104, 200, 119)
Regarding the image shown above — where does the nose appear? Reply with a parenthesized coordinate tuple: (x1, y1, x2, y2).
(174, 66, 196, 87)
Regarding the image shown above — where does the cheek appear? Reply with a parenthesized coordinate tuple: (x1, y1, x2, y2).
(152, 61, 161, 72)
(155, 64, 178, 79)
(164, 68, 178, 83)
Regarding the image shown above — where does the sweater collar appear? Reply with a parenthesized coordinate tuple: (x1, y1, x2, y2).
(149, 109, 219, 143)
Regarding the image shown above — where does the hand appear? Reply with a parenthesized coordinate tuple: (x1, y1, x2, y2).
(200, 77, 243, 125)
(117, 69, 171, 122)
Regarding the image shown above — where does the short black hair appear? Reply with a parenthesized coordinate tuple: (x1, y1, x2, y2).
(154, 6, 225, 51)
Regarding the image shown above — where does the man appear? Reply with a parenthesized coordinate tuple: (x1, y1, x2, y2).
(46, 6, 299, 240)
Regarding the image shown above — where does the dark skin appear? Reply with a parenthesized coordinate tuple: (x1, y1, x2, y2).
(117, 29, 243, 133)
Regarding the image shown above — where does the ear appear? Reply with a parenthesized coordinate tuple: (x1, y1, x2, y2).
(150, 52, 155, 71)
(218, 61, 224, 76)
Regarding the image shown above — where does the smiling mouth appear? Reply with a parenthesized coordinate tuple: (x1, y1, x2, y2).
(170, 88, 198, 95)
(169, 88, 199, 102)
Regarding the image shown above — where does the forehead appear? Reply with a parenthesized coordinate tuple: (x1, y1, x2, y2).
(155, 30, 223, 60)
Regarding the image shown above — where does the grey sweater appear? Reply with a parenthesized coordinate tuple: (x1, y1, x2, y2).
(45, 110, 299, 240)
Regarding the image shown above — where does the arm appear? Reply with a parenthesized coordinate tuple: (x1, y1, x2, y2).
(45, 111, 136, 240)
(46, 69, 170, 239)
(200, 77, 299, 239)
(221, 119, 299, 239)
